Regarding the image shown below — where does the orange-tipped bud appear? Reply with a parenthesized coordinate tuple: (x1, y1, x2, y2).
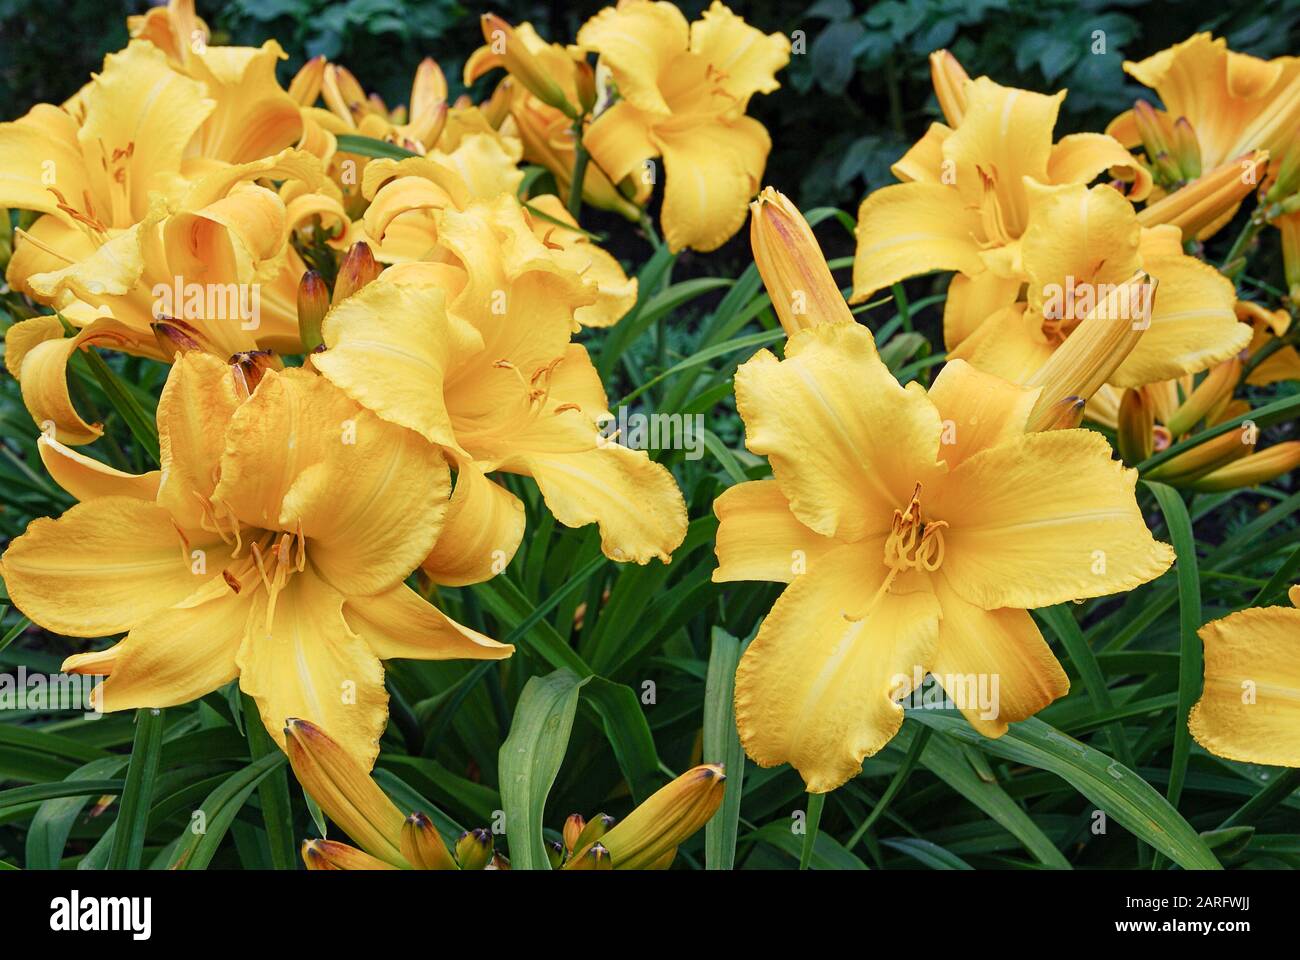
(929, 50, 969, 127)
(750, 187, 855, 336)
(573, 812, 615, 854)
(562, 813, 586, 854)
(151, 318, 206, 361)
(400, 812, 459, 870)
(574, 59, 597, 114)
(332, 242, 382, 305)
(288, 55, 326, 107)
(322, 64, 371, 124)
(229, 350, 280, 401)
(301, 838, 400, 870)
(297, 270, 329, 351)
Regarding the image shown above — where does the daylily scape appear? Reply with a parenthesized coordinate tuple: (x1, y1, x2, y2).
(0, 0, 1296, 873)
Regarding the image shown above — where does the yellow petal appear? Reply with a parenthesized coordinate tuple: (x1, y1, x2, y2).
(1115, 250, 1248, 387)
(1020, 180, 1142, 324)
(688, 1, 790, 109)
(735, 323, 944, 541)
(1189, 605, 1300, 766)
(577, 0, 690, 116)
(952, 303, 1055, 387)
(214, 368, 451, 597)
(188, 41, 303, 164)
(237, 569, 388, 768)
(891, 122, 950, 183)
(522, 195, 637, 329)
(653, 116, 768, 253)
(344, 581, 513, 662)
(927, 359, 1040, 469)
(734, 541, 941, 793)
(942, 77, 1065, 238)
(4, 316, 102, 444)
(421, 463, 525, 587)
(942, 270, 1021, 351)
(3, 497, 224, 637)
(932, 429, 1174, 610)
(850, 182, 983, 303)
(713, 479, 840, 583)
(38, 434, 160, 502)
(930, 574, 1069, 737)
(68, 576, 248, 712)
(507, 433, 688, 565)
(156, 351, 241, 528)
(314, 278, 482, 454)
(1047, 132, 1153, 201)
(0, 105, 97, 223)
(583, 100, 657, 187)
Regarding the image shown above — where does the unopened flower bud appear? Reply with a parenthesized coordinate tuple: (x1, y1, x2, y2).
(401, 811, 459, 870)
(301, 838, 399, 871)
(750, 187, 854, 336)
(297, 270, 329, 351)
(481, 14, 577, 118)
(590, 764, 725, 870)
(1117, 387, 1154, 465)
(333, 242, 383, 306)
(455, 827, 494, 870)
(151, 318, 206, 361)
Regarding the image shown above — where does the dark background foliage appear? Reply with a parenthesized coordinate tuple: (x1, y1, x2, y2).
(6, 0, 1300, 216)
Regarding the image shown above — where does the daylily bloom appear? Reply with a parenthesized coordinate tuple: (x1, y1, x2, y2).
(0, 354, 512, 766)
(1190, 586, 1300, 767)
(286, 718, 497, 869)
(360, 154, 635, 328)
(465, 16, 644, 220)
(314, 195, 686, 574)
(946, 181, 1250, 391)
(576, 0, 790, 251)
(852, 56, 1152, 345)
(715, 323, 1174, 791)
(1107, 34, 1300, 181)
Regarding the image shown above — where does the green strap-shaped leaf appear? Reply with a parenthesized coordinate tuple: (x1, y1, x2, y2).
(25, 756, 127, 869)
(499, 669, 587, 870)
(170, 751, 288, 870)
(107, 708, 163, 869)
(911, 713, 1221, 870)
(703, 628, 745, 870)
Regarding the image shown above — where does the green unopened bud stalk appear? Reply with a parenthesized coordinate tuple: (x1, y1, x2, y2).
(455, 828, 494, 870)
(1145, 428, 1254, 484)
(400, 812, 459, 870)
(1164, 358, 1242, 437)
(1187, 441, 1300, 492)
(297, 270, 329, 351)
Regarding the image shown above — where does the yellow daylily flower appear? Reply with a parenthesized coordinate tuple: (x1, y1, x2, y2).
(576, 0, 790, 252)
(851, 63, 1151, 344)
(0, 353, 512, 767)
(1189, 586, 1300, 767)
(949, 181, 1250, 390)
(127, 0, 209, 72)
(4, 149, 335, 443)
(359, 154, 635, 329)
(1108, 34, 1300, 177)
(465, 17, 643, 220)
(314, 196, 686, 575)
(1237, 300, 1300, 386)
(716, 324, 1174, 792)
